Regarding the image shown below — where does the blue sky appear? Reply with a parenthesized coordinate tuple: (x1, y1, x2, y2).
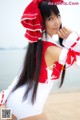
(0, 0, 80, 48)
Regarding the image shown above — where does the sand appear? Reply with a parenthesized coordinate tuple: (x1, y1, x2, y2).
(44, 92, 80, 120)
(0, 92, 80, 120)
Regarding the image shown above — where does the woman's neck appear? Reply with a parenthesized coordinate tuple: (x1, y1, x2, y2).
(42, 32, 59, 45)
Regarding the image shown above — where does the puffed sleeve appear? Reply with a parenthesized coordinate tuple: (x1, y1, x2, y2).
(59, 32, 80, 67)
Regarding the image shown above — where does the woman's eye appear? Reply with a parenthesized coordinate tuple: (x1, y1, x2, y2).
(48, 17, 53, 20)
(57, 14, 61, 18)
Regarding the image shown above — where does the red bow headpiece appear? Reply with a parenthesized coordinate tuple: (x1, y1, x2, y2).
(21, 0, 64, 43)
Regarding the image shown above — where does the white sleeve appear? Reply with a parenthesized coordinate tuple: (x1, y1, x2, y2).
(59, 47, 68, 65)
(59, 32, 80, 67)
(0, 66, 23, 106)
(63, 32, 80, 52)
(0, 76, 19, 106)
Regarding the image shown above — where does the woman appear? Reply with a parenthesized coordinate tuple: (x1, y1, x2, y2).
(0, 0, 80, 120)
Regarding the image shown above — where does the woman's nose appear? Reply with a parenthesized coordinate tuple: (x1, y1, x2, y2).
(54, 18, 59, 25)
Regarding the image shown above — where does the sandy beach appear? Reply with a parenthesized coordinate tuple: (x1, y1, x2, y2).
(0, 92, 80, 120)
(44, 92, 80, 120)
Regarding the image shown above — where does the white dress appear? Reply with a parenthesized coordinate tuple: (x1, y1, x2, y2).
(5, 69, 54, 119)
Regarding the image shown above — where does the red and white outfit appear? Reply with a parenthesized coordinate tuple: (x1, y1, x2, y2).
(0, 0, 80, 119)
(0, 32, 80, 119)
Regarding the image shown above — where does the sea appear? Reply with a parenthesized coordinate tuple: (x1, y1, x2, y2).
(0, 48, 80, 94)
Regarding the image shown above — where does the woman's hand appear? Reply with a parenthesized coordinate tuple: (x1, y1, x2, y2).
(57, 27, 72, 39)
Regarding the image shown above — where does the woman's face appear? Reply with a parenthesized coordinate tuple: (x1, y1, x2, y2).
(45, 12, 61, 37)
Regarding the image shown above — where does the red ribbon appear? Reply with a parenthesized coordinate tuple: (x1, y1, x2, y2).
(21, 0, 64, 42)
(66, 49, 80, 67)
(66, 36, 80, 67)
(71, 37, 80, 48)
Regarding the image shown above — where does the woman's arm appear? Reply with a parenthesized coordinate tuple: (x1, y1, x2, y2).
(0, 76, 19, 106)
(0, 66, 23, 106)
(58, 27, 80, 52)
(45, 27, 80, 67)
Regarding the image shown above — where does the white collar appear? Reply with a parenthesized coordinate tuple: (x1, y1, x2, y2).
(42, 33, 61, 47)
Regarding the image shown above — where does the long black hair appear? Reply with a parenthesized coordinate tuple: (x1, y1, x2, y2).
(12, 0, 66, 104)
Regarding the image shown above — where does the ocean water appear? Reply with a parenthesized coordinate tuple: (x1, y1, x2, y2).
(0, 49, 26, 91)
(0, 49, 80, 93)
